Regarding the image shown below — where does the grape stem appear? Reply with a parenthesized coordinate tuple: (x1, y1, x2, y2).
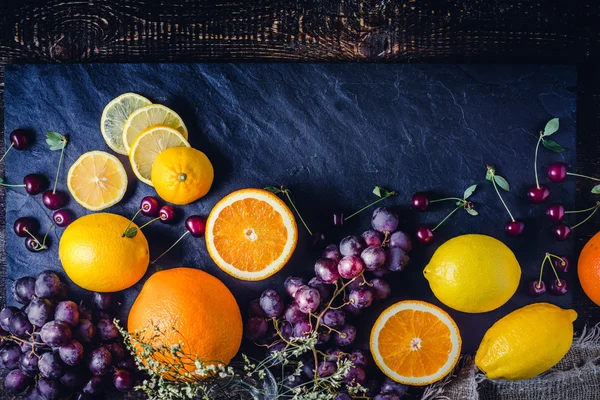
(344, 191, 397, 221)
(431, 205, 462, 232)
(570, 202, 600, 230)
(281, 187, 312, 236)
(0, 143, 13, 163)
(534, 132, 543, 188)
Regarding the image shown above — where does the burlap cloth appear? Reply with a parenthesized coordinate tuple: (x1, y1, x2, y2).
(421, 325, 600, 400)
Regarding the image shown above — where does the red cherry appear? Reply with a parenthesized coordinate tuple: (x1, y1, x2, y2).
(25, 236, 45, 252)
(415, 226, 434, 244)
(553, 256, 570, 273)
(411, 192, 430, 211)
(158, 205, 175, 223)
(549, 278, 568, 295)
(53, 209, 73, 227)
(528, 280, 546, 297)
(9, 129, 32, 150)
(42, 190, 68, 210)
(548, 162, 567, 183)
(185, 216, 206, 238)
(331, 212, 344, 227)
(140, 196, 160, 217)
(546, 203, 565, 222)
(553, 224, 571, 240)
(505, 220, 525, 236)
(23, 174, 47, 195)
(13, 217, 38, 237)
(526, 184, 550, 204)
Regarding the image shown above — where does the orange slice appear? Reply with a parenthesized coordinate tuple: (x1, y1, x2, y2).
(370, 300, 462, 386)
(206, 188, 298, 281)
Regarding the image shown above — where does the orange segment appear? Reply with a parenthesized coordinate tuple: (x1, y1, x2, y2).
(370, 300, 461, 386)
(206, 189, 298, 281)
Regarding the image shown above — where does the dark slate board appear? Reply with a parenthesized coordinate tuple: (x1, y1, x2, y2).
(4, 64, 576, 354)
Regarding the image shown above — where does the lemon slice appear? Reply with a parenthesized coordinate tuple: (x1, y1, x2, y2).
(67, 151, 128, 211)
(129, 126, 190, 186)
(122, 104, 188, 154)
(100, 93, 152, 155)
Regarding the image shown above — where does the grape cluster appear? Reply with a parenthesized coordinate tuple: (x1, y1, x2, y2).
(246, 207, 410, 399)
(0, 271, 137, 399)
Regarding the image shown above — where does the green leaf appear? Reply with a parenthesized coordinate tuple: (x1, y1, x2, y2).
(494, 175, 511, 191)
(46, 131, 67, 151)
(373, 186, 394, 198)
(0, 177, 4, 184)
(372, 186, 382, 197)
(466, 208, 479, 216)
(456, 201, 464, 206)
(485, 166, 495, 181)
(463, 184, 477, 200)
(592, 185, 600, 194)
(123, 227, 138, 238)
(543, 118, 559, 136)
(264, 186, 282, 195)
(542, 139, 565, 153)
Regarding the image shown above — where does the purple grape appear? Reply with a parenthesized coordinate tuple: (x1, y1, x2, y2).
(385, 247, 410, 272)
(374, 394, 402, 400)
(389, 231, 412, 252)
(9, 312, 33, 337)
(5, 368, 32, 393)
(244, 317, 268, 341)
(362, 230, 383, 247)
(36, 378, 61, 400)
(335, 394, 352, 400)
(322, 244, 342, 263)
(325, 347, 345, 362)
(78, 304, 93, 321)
(279, 321, 293, 340)
(40, 321, 71, 347)
(34, 271, 61, 299)
(0, 344, 22, 369)
(93, 311, 111, 323)
(12, 277, 36, 304)
(371, 207, 398, 233)
(56, 284, 69, 301)
(284, 373, 306, 388)
(344, 365, 366, 385)
(247, 299, 265, 317)
(308, 277, 331, 300)
(25, 387, 44, 400)
(361, 246, 386, 271)
(59, 369, 85, 389)
(58, 340, 84, 366)
(113, 369, 135, 392)
(104, 342, 125, 362)
(302, 359, 316, 379)
(380, 377, 409, 397)
(295, 285, 321, 314)
(334, 324, 356, 346)
(96, 319, 119, 342)
(292, 321, 312, 338)
(39, 352, 66, 379)
(371, 267, 390, 278)
(88, 347, 112, 376)
(117, 356, 137, 371)
(259, 290, 284, 318)
(26, 298, 55, 327)
(0, 306, 19, 331)
(322, 309, 346, 329)
(337, 255, 364, 279)
(314, 258, 339, 284)
(82, 375, 104, 394)
(90, 292, 118, 311)
(349, 287, 373, 309)
(342, 302, 362, 317)
(20, 352, 39, 376)
(317, 361, 336, 378)
(370, 278, 391, 301)
(351, 349, 372, 369)
(317, 328, 331, 344)
(54, 301, 79, 327)
(74, 319, 96, 344)
(284, 276, 305, 298)
(284, 303, 308, 324)
(340, 235, 366, 257)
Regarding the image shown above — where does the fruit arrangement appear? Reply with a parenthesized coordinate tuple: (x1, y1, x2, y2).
(0, 271, 137, 398)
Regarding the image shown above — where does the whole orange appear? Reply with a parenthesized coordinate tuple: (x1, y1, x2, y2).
(127, 267, 242, 379)
(578, 231, 600, 306)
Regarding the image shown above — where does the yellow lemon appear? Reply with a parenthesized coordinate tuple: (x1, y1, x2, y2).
(423, 234, 521, 313)
(122, 104, 187, 154)
(476, 303, 577, 380)
(100, 93, 152, 155)
(59, 213, 149, 292)
(151, 147, 214, 205)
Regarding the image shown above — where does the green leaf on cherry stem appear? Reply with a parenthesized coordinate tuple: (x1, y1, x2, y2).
(485, 166, 495, 181)
(543, 118, 559, 136)
(466, 208, 479, 216)
(463, 184, 477, 200)
(123, 227, 138, 238)
(542, 139, 565, 152)
(372, 186, 395, 198)
(46, 131, 68, 151)
(0, 177, 4, 184)
(456, 200, 464, 206)
(264, 186, 282, 195)
(592, 185, 600, 194)
(494, 175, 511, 191)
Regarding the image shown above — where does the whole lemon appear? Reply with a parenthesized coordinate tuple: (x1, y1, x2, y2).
(59, 213, 149, 292)
(476, 303, 577, 380)
(151, 147, 214, 205)
(424, 234, 521, 313)
(128, 267, 242, 379)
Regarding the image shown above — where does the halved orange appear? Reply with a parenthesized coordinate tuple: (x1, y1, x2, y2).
(370, 300, 462, 386)
(205, 188, 298, 281)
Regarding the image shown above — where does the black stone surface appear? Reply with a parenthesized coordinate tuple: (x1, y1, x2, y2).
(4, 64, 576, 354)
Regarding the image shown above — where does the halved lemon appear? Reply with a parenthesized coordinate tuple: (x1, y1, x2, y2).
(206, 188, 298, 281)
(129, 126, 190, 186)
(370, 300, 462, 386)
(100, 93, 152, 155)
(67, 151, 128, 211)
(122, 104, 188, 154)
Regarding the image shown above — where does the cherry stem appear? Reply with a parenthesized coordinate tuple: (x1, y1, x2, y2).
(430, 197, 463, 203)
(0, 183, 25, 187)
(122, 209, 142, 237)
(137, 216, 161, 231)
(52, 146, 66, 194)
(23, 228, 46, 250)
(534, 133, 543, 188)
(431, 205, 462, 232)
(281, 187, 312, 236)
(570, 202, 600, 230)
(567, 172, 600, 182)
(491, 174, 515, 221)
(547, 253, 566, 266)
(345, 191, 397, 220)
(537, 256, 546, 288)
(0, 143, 14, 163)
(545, 253, 562, 283)
(151, 231, 190, 264)
(40, 222, 55, 247)
(565, 204, 599, 214)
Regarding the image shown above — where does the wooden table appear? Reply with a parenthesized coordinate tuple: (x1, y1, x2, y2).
(1, 0, 599, 330)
